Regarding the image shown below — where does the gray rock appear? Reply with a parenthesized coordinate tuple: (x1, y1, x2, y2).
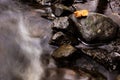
(51, 16, 69, 30)
(73, 13, 119, 43)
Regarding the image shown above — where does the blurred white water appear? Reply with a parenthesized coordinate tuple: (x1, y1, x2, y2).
(0, 0, 53, 80)
(18, 15, 43, 80)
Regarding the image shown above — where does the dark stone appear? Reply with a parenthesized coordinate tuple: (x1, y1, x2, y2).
(51, 16, 79, 39)
(51, 44, 81, 67)
(108, 0, 120, 15)
(51, 4, 74, 17)
(96, 0, 108, 14)
(49, 31, 79, 46)
(71, 13, 119, 44)
(81, 48, 120, 71)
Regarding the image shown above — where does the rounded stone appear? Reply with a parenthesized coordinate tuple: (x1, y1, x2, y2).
(73, 13, 119, 44)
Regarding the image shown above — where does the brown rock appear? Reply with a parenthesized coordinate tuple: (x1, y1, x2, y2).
(52, 44, 77, 58)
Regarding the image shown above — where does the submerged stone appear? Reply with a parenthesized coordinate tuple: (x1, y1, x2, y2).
(44, 68, 107, 80)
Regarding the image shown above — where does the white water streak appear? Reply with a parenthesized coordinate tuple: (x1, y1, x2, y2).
(18, 15, 43, 80)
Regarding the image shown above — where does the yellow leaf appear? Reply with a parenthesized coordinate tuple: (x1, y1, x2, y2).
(74, 10, 89, 18)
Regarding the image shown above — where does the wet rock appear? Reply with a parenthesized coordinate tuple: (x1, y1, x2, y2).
(71, 13, 119, 44)
(81, 48, 120, 71)
(99, 38, 120, 54)
(51, 16, 69, 30)
(51, 3, 74, 17)
(73, 0, 99, 12)
(51, 16, 79, 38)
(108, 0, 120, 15)
(51, 44, 82, 67)
(39, 7, 56, 20)
(75, 28, 120, 71)
(52, 44, 77, 58)
(107, 13, 120, 27)
(43, 68, 107, 80)
(51, 16, 80, 46)
(36, 0, 75, 17)
(49, 31, 79, 46)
